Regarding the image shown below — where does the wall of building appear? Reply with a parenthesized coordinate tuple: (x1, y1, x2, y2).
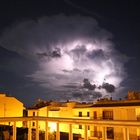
(0, 94, 24, 127)
(27, 100, 140, 140)
(38, 106, 48, 117)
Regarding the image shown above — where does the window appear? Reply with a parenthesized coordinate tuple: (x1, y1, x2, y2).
(93, 111, 97, 119)
(79, 125, 82, 129)
(79, 112, 82, 117)
(32, 122, 35, 126)
(33, 112, 35, 116)
(103, 110, 113, 120)
(88, 126, 90, 130)
(87, 112, 90, 117)
(23, 109, 27, 117)
(107, 127, 114, 139)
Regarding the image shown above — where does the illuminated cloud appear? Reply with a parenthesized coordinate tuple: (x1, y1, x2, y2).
(0, 15, 127, 100)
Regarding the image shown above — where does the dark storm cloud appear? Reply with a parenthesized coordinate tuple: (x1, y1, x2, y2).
(72, 91, 102, 100)
(72, 92, 81, 98)
(36, 52, 48, 58)
(82, 78, 115, 93)
(36, 48, 61, 59)
(83, 78, 96, 90)
(92, 92, 102, 98)
(101, 82, 115, 93)
(51, 49, 61, 58)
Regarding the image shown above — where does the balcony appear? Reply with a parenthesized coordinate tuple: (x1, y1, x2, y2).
(91, 116, 113, 120)
(102, 116, 113, 120)
(91, 131, 102, 138)
(102, 110, 113, 120)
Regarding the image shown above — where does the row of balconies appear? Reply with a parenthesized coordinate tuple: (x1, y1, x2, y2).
(74, 115, 113, 120)
(75, 110, 113, 120)
(28, 109, 140, 121)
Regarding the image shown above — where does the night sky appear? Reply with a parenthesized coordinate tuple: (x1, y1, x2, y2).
(0, 0, 140, 107)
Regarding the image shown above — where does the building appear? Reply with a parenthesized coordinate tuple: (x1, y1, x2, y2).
(0, 93, 25, 127)
(1, 91, 140, 139)
(26, 92, 140, 140)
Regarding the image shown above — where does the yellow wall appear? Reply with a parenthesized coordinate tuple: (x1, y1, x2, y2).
(59, 107, 73, 118)
(39, 106, 48, 117)
(73, 108, 90, 119)
(0, 94, 24, 127)
(28, 109, 38, 116)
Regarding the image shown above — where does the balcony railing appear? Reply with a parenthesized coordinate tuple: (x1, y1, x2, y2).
(91, 131, 102, 138)
(74, 115, 90, 118)
(91, 117, 113, 120)
(102, 117, 113, 120)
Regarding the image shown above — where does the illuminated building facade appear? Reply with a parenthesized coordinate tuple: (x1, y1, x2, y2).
(1, 91, 140, 140)
(27, 93, 140, 140)
(0, 93, 24, 127)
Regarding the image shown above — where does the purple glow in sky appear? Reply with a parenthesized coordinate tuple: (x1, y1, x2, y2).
(0, 15, 126, 101)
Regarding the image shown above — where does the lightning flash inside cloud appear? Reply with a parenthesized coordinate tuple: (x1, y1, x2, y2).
(0, 15, 127, 101)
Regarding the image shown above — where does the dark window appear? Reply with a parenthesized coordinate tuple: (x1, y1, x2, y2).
(32, 122, 35, 126)
(79, 125, 82, 129)
(87, 112, 90, 117)
(88, 126, 90, 130)
(23, 109, 28, 117)
(93, 111, 97, 119)
(103, 110, 113, 120)
(33, 112, 35, 116)
(79, 112, 82, 117)
(107, 127, 114, 139)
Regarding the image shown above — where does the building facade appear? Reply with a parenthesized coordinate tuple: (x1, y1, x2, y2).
(0, 93, 25, 127)
(1, 92, 140, 139)
(27, 95, 140, 140)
